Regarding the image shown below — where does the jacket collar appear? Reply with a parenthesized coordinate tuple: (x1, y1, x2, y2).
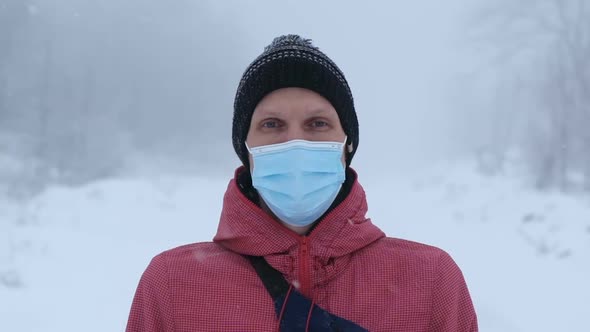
(213, 167, 385, 261)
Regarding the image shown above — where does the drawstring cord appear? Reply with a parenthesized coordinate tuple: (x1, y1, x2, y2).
(276, 285, 315, 332)
(305, 299, 316, 332)
(277, 284, 294, 332)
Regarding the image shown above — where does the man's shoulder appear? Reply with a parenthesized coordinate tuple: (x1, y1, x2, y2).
(158, 241, 226, 259)
(376, 236, 447, 253)
(148, 242, 247, 276)
(365, 237, 455, 271)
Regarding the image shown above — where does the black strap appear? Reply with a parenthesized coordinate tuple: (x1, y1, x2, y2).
(246, 255, 369, 332)
(245, 255, 290, 300)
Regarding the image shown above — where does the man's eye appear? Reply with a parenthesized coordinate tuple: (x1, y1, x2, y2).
(311, 120, 328, 128)
(262, 120, 279, 128)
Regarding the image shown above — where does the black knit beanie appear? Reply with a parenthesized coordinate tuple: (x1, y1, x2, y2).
(232, 34, 359, 169)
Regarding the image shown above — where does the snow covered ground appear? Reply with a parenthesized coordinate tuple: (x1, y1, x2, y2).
(1, 159, 589, 331)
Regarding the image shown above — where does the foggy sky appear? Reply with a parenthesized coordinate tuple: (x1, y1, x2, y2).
(1, 0, 489, 179)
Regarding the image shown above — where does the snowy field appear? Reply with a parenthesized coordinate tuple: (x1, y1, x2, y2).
(1, 159, 589, 332)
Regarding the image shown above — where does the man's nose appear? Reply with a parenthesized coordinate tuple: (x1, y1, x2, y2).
(284, 127, 307, 142)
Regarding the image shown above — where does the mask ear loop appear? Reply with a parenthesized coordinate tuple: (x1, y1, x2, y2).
(345, 136, 353, 153)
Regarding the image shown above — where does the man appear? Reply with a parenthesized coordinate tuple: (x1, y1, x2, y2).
(126, 34, 478, 331)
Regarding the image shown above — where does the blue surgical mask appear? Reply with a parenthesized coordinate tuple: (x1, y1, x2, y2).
(246, 137, 347, 227)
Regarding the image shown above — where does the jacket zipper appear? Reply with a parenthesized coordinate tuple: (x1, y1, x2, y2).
(299, 236, 311, 298)
(233, 180, 314, 298)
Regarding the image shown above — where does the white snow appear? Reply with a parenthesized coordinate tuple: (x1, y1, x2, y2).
(1, 159, 589, 331)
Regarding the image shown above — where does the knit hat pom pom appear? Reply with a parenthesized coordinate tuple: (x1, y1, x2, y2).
(264, 34, 319, 52)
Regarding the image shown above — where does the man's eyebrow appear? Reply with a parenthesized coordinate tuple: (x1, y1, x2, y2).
(306, 108, 333, 116)
(254, 107, 332, 118)
(253, 109, 284, 118)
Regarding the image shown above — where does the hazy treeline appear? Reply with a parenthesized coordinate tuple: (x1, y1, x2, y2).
(1, 0, 588, 197)
(467, 0, 590, 192)
(0, 0, 244, 196)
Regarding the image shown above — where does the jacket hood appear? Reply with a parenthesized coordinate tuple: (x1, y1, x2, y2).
(213, 167, 385, 264)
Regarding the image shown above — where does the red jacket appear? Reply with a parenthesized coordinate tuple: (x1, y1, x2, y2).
(126, 170, 478, 331)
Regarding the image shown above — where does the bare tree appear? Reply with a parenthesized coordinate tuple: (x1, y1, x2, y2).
(472, 0, 590, 191)
(0, 0, 30, 123)
(1, 0, 247, 193)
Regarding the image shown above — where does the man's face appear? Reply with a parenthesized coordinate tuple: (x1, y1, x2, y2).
(246, 87, 348, 169)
